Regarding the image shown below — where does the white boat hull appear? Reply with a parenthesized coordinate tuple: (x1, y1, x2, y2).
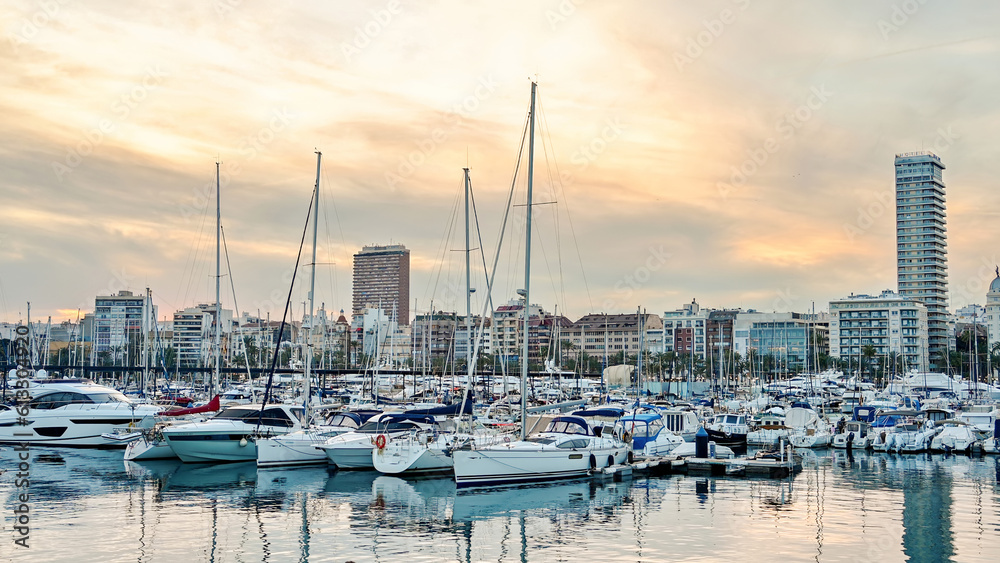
(831, 433, 869, 449)
(453, 442, 628, 488)
(257, 430, 334, 467)
(373, 439, 453, 475)
(124, 437, 177, 460)
(324, 442, 376, 469)
(0, 403, 160, 448)
(790, 433, 831, 448)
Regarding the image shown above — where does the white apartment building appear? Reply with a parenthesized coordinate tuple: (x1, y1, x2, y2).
(829, 290, 929, 372)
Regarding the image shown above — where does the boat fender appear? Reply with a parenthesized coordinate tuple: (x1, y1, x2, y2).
(589, 454, 597, 470)
(627, 451, 634, 464)
(375, 434, 388, 450)
(239, 437, 248, 447)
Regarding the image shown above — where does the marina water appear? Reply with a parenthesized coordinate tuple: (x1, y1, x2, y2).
(1, 447, 998, 562)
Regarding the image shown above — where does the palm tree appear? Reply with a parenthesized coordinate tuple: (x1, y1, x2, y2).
(861, 344, 877, 384)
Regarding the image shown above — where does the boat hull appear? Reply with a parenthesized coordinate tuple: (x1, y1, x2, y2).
(453, 443, 628, 488)
(163, 432, 260, 462)
(373, 441, 452, 475)
(257, 431, 331, 467)
(125, 438, 177, 460)
(322, 442, 377, 469)
(0, 405, 160, 448)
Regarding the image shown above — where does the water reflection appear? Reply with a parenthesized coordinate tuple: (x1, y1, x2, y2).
(1, 446, 998, 562)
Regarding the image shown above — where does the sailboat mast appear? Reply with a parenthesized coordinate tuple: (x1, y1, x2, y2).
(464, 167, 473, 392)
(213, 161, 221, 398)
(520, 81, 536, 440)
(304, 151, 322, 421)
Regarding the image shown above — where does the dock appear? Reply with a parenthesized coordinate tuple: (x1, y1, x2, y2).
(593, 450, 802, 481)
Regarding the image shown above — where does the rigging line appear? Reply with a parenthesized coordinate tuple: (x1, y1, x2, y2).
(220, 225, 256, 393)
(498, 105, 532, 303)
(257, 185, 316, 423)
(426, 180, 463, 306)
(536, 95, 567, 315)
(468, 178, 496, 319)
(320, 165, 347, 313)
(538, 98, 594, 314)
(176, 176, 215, 312)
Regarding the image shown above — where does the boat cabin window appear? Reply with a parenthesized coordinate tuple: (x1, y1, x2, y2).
(257, 408, 296, 428)
(28, 392, 95, 410)
(726, 415, 743, 424)
(357, 420, 423, 433)
(525, 436, 557, 445)
(89, 391, 130, 404)
(545, 419, 589, 435)
(662, 413, 688, 432)
(215, 407, 257, 420)
(556, 438, 590, 449)
(326, 413, 361, 428)
(627, 420, 659, 438)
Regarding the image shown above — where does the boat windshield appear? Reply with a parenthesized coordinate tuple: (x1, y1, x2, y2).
(213, 407, 298, 427)
(544, 419, 589, 435)
(215, 407, 259, 420)
(28, 390, 129, 410)
(355, 420, 422, 433)
(326, 413, 361, 428)
(90, 391, 131, 404)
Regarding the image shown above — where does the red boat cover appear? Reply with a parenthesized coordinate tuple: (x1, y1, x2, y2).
(160, 395, 221, 417)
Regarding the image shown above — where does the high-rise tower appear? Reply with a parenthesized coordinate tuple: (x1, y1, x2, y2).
(894, 151, 948, 369)
(352, 244, 410, 325)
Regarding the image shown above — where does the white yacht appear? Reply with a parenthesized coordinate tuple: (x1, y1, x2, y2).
(451, 414, 630, 488)
(256, 409, 380, 468)
(0, 379, 162, 447)
(747, 410, 789, 447)
(832, 420, 872, 449)
(786, 407, 832, 448)
(618, 409, 684, 456)
(929, 422, 977, 453)
(317, 413, 440, 470)
(659, 409, 703, 442)
(372, 419, 508, 476)
(161, 403, 304, 462)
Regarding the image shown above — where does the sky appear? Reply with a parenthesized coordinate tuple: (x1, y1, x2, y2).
(2, 0, 1000, 326)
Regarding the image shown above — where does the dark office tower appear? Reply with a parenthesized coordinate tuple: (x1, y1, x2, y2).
(352, 244, 410, 325)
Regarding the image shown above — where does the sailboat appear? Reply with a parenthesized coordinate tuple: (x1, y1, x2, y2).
(452, 82, 630, 488)
(372, 167, 512, 475)
(256, 151, 361, 467)
(162, 162, 302, 463)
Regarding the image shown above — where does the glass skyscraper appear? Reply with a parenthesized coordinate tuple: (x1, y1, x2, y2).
(894, 151, 948, 369)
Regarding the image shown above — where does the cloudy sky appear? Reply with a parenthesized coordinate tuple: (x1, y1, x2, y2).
(2, 0, 999, 325)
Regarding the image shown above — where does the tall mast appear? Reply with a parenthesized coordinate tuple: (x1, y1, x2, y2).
(520, 81, 537, 440)
(464, 167, 473, 404)
(213, 161, 221, 398)
(304, 151, 321, 422)
(143, 288, 151, 398)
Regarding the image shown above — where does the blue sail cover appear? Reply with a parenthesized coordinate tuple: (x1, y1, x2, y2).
(403, 400, 474, 416)
(573, 408, 625, 419)
(853, 406, 878, 422)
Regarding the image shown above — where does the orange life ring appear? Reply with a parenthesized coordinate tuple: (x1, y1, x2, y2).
(375, 434, 388, 450)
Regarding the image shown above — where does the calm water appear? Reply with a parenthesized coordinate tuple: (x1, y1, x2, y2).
(1, 447, 998, 562)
